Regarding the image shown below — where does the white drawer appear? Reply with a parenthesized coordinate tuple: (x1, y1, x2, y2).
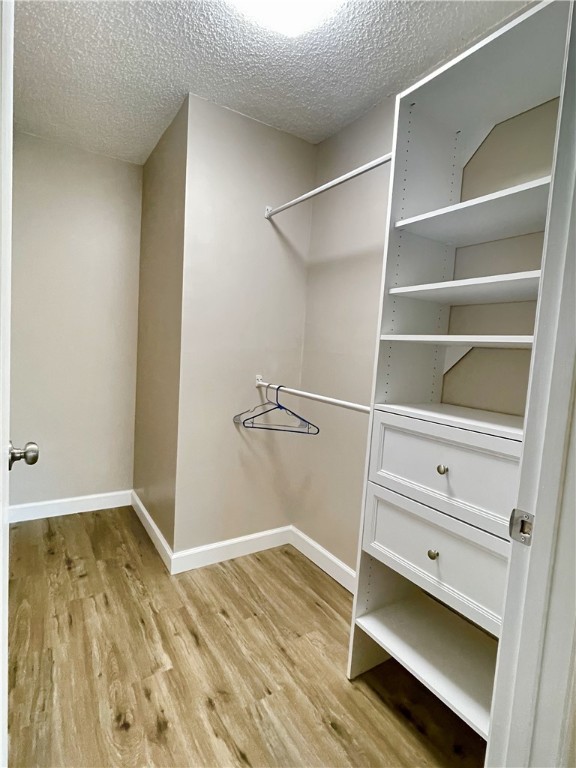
(369, 409, 521, 538)
(363, 482, 509, 636)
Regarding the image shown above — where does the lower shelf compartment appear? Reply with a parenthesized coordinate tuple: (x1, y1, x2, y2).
(355, 592, 497, 739)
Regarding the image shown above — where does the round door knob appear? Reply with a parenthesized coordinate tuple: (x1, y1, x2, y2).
(9, 441, 39, 471)
(436, 464, 449, 475)
(427, 549, 439, 560)
(22, 442, 39, 465)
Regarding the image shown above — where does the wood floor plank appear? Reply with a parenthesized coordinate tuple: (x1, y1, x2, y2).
(96, 558, 174, 678)
(282, 632, 445, 767)
(9, 522, 46, 582)
(172, 560, 263, 624)
(131, 673, 204, 768)
(219, 548, 349, 642)
(253, 683, 353, 768)
(9, 507, 486, 768)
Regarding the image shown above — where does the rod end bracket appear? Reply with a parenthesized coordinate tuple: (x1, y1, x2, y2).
(264, 206, 272, 220)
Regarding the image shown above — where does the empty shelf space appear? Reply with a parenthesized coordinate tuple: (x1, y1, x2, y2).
(380, 334, 533, 348)
(373, 403, 524, 441)
(356, 593, 497, 738)
(395, 177, 550, 247)
(389, 270, 541, 305)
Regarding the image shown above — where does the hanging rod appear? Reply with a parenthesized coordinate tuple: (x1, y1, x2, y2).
(264, 153, 392, 220)
(255, 376, 370, 414)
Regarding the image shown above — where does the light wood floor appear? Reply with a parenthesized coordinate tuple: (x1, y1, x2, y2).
(9, 508, 486, 768)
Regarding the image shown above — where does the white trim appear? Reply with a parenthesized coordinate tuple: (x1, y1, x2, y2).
(0, 3, 13, 764)
(171, 525, 293, 574)
(288, 527, 356, 593)
(9, 490, 132, 524)
(131, 490, 355, 591)
(487, 6, 576, 763)
(130, 490, 173, 572)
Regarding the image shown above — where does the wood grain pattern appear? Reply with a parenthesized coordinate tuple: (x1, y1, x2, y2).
(9, 508, 486, 767)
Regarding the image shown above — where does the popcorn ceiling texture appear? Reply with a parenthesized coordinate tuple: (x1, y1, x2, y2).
(15, 0, 528, 165)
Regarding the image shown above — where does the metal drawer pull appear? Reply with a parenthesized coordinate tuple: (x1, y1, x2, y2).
(427, 549, 439, 560)
(436, 464, 449, 475)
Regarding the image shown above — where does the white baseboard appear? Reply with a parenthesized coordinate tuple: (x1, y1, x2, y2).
(130, 490, 173, 573)
(9, 490, 133, 524)
(130, 491, 354, 591)
(171, 525, 293, 574)
(289, 527, 356, 593)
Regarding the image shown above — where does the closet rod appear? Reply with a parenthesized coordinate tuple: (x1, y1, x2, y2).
(256, 377, 370, 414)
(264, 153, 392, 220)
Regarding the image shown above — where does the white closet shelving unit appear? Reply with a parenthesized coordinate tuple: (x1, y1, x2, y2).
(348, 0, 572, 745)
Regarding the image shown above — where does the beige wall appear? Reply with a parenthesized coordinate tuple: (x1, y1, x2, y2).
(136, 95, 398, 563)
(11, 132, 142, 504)
(130, 95, 400, 566)
(172, 95, 315, 551)
(133, 101, 189, 548)
(292, 99, 396, 568)
(461, 99, 559, 201)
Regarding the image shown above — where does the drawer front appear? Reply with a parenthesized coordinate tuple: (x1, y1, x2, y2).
(363, 482, 509, 635)
(369, 410, 521, 537)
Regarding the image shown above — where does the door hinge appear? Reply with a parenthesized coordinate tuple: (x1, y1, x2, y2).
(509, 508, 534, 546)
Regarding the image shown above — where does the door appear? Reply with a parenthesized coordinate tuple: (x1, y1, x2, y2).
(486, 4, 576, 766)
(0, 1, 12, 765)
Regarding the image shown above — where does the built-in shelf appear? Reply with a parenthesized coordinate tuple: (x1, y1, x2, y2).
(356, 593, 498, 739)
(373, 403, 524, 441)
(380, 334, 533, 348)
(389, 270, 541, 305)
(395, 177, 550, 247)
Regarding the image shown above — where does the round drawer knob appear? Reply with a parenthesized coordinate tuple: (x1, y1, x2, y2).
(436, 464, 449, 475)
(427, 549, 439, 561)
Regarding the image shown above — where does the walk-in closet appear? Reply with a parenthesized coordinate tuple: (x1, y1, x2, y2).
(1, 1, 574, 766)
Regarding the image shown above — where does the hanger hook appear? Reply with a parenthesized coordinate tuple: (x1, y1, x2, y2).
(275, 385, 285, 408)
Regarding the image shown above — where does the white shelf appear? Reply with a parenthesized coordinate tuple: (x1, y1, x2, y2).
(356, 593, 497, 739)
(395, 177, 550, 247)
(373, 403, 523, 441)
(389, 270, 541, 306)
(380, 334, 533, 349)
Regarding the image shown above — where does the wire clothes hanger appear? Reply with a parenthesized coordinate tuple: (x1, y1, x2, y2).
(233, 384, 320, 435)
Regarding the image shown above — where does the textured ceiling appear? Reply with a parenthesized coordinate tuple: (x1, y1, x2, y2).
(14, 0, 529, 165)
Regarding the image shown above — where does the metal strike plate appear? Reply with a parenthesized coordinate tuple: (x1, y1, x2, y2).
(509, 508, 534, 546)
